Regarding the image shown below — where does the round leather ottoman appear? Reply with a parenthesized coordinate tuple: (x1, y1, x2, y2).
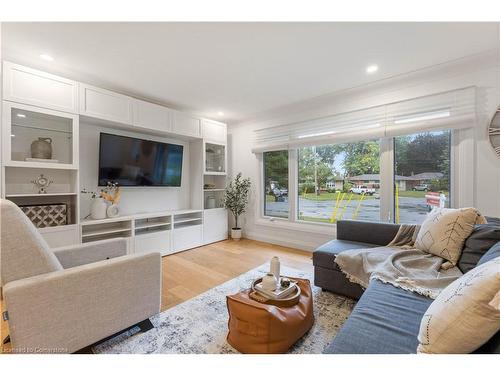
(226, 277, 314, 354)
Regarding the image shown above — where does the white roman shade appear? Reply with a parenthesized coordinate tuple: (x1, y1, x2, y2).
(253, 87, 476, 153)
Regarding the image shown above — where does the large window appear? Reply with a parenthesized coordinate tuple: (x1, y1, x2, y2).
(394, 130, 451, 224)
(261, 130, 454, 226)
(263, 150, 289, 218)
(297, 141, 380, 224)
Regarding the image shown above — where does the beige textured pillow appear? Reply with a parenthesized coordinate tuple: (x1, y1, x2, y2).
(417, 258, 500, 354)
(414, 207, 486, 265)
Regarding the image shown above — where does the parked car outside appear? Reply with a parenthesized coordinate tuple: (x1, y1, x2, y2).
(412, 184, 429, 191)
(349, 185, 376, 195)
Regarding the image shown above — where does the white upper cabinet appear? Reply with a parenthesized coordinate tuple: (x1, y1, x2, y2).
(3, 61, 78, 114)
(132, 99, 172, 132)
(202, 119, 227, 143)
(79, 84, 133, 124)
(172, 110, 201, 138)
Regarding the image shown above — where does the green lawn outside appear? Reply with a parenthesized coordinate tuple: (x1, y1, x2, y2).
(301, 192, 376, 201)
(298, 216, 333, 224)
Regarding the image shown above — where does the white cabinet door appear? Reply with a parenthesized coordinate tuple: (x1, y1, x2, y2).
(132, 99, 172, 132)
(3, 61, 78, 113)
(173, 225, 203, 252)
(172, 111, 201, 138)
(79, 84, 133, 124)
(203, 209, 228, 244)
(134, 230, 171, 256)
(202, 119, 227, 143)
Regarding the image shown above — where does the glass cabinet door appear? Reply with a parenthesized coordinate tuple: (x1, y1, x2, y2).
(5, 103, 78, 167)
(205, 142, 226, 173)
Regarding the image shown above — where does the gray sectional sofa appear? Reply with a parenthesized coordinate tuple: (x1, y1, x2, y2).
(313, 219, 500, 354)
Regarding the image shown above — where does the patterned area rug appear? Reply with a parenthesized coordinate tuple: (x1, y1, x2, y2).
(93, 263, 355, 354)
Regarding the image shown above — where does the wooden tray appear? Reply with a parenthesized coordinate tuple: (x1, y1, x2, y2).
(250, 277, 301, 307)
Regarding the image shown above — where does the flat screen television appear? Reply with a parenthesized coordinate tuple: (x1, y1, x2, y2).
(98, 133, 183, 187)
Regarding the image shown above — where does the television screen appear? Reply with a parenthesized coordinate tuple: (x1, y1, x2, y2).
(98, 133, 183, 187)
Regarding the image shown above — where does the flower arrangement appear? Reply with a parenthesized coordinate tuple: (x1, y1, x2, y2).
(81, 182, 121, 204)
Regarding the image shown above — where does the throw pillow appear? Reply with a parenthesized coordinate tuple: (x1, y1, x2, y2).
(417, 257, 500, 354)
(414, 207, 486, 265)
(459, 223, 500, 273)
(477, 241, 500, 266)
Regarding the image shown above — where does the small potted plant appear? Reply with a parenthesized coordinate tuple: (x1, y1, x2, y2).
(224, 173, 251, 240)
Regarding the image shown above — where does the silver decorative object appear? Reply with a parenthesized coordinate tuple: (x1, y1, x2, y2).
(31, 174, 53, 194)
(31, 137, 53, 159)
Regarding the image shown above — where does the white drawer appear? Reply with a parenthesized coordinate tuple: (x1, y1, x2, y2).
(134, 230, 171, 256)
(173, 225, 203, 252)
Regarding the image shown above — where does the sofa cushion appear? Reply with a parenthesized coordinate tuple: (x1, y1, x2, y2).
(417, 258, 500, 354)
(336, 220, 400, 246)
(478, 242, 500, 266)
(324, 280, 431, 354)
(415, 207, 486, 265)
(459, 224, 500, 273)
(313, 239, 378, 270)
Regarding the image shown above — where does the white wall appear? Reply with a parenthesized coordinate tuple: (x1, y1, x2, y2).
(79, 122, 191, 218)
(228, 51, 500, 251)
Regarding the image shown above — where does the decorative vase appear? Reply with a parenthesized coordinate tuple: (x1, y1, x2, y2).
(270, 256, 281, 283)
(90, 198, 107, 220)
(262, 273, 278, 291)
(30, 137, 53, 159)
(206, 195, 216, 209)
(231, 228, 242, 240)
(106, 204, 120, 218)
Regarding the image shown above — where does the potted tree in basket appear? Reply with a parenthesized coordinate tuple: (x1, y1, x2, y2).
(224, 173, 251, 240)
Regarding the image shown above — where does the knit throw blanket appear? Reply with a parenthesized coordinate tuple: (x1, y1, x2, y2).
(334, 224, 463, 299)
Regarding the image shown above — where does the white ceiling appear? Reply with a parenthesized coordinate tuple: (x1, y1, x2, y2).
(2, 22, 499, 123)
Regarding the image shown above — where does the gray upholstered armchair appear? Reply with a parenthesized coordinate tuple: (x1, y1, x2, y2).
(0, 199, 162, 353)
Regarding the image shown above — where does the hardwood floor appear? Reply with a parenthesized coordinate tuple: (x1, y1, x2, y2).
(1, 239, 313, 353)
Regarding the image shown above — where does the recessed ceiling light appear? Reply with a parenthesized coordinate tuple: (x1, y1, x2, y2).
(217, 111, 225, 116)
(16, 113, 26, 118)
(366, 64, 379, 74)
(40, 54, 54, 62)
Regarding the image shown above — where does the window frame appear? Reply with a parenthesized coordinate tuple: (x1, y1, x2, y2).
(260, 129, 463, 228)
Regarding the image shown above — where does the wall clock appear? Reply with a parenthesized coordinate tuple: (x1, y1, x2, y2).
(490, 107, 500, 157)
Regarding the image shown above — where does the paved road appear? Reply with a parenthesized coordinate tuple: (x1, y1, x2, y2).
(266, 196, 430, 224)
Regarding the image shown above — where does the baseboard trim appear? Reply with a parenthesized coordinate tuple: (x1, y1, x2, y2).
(243, 231, 322, 252)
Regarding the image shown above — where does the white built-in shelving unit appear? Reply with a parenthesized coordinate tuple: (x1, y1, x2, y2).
(1, 60, 228, 255)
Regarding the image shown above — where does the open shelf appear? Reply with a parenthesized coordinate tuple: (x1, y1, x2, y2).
(173, 211, 203, 229)
(5, 192, 77, 198)
(135, 221, 171, 230)
(4, 161, 77, 170)
(174, 217, 202, 224)
(82, 231, 131, 243)
(81, 219, 132, 242)
(82, 226, 132, 238)
(135, 225, 171, 236)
